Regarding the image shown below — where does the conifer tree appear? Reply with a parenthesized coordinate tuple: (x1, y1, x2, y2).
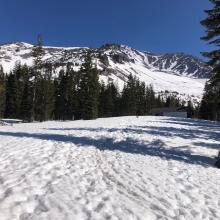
(17, 65, 34, 121)
(5, 64, 33, 119)
(32, 34, 44, 69)
(31, 35, 55, 121)
(42, 65, 55, 121)
(199, 83, 216, 120)
(0, 65, 5, 118)
(5, 73, 19, 118)
(136, 81, 146, 116)
(98, 82, 119, 117)
(54, 66, 78, 120)
(121, 74, 137, 115)
(109, 82, 119, 117)
(155, 94, 163, 108)
(20, 80, 34, 122)
(65, 65, 78, 120)
(200, 0, 220, 120)
(187, 100, 194, 118)
(34, 76, 46, 122)
(98, 82, 106, 117)
(78, 52, 100, 120)
(145, 85, 155, 114)
(54, 69, 67, 120)
(16, 64, 31, 118)
(34, 66, 54, 122)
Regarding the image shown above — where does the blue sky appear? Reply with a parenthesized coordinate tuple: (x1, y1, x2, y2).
(1, 0, 213, 58)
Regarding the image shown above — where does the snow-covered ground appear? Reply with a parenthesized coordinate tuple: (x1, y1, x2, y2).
(0, 116, 220, 220)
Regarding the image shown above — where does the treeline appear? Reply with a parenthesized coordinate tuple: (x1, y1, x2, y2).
(0, 54, 185, 122)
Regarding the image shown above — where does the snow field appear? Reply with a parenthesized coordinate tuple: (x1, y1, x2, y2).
(0, 116, 220, 220)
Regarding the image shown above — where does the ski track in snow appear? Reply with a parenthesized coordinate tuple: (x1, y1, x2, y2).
(0, 116, 220, 220)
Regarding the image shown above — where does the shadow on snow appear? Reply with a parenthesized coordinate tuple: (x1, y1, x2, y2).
(47, 117, 220, 143)
(0, 125, 217, 167)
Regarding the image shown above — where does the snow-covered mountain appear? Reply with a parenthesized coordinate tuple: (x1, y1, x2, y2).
(0, 42, 211, 104)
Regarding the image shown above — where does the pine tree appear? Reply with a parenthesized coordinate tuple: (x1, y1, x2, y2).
(34, 67, 54, 122)
(4, 63, 34, 119)
(0, 65, 6, 118)
(16, 64, 31, 118)
(32, 34, 45, 69)
(54, 66, 78, 120)
(120, 75, 155, 116)
(145, 85, 155, 114)
(120, 74, 137, 116)
(164, 94, 181, 108)
(31, 35, 55, 122)
(65, 65, 78, 120)
(78, 52, 100, 120)
(54, 70, 67, 120)
(5, 73, 19, 118)
(43, 65, 55, 121)
(18, 65, 34, 121)
(200, 0, 220, 120)
(20, 80, 34, 122)
(98, 82, 106, 117)
(136, 80, 146, 116)
(199, 83, 216, 120)
(155, 94, 163, 108)
(187, 100, 194, 118)
(98, 82, 119, 117)
(32, 35, 44, 120)
(109, 83, 120, 117)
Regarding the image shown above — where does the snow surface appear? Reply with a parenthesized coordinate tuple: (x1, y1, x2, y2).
(105, 58, 207, 100)
(0, 116, 220, 220)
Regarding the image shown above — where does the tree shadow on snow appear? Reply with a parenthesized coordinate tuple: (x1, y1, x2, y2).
(134, 125, 220, 142)
(161, 117, 220, 129)
(0, 130, 215, 167)
(193, 142, 220, 150)
(48, 121, 220, 143)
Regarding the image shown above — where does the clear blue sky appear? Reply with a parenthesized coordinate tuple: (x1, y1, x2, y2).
(1, 0, 213, 59)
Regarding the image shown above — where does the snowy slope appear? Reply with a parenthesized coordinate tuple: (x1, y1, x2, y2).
(0, 116, 220, 220)
(0, 42, 211, 103)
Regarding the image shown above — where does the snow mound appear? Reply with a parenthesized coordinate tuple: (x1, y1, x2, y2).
(0, 116, 220, 220)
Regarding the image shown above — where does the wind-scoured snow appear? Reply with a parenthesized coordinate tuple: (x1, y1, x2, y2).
(0, 116, 220, 220)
